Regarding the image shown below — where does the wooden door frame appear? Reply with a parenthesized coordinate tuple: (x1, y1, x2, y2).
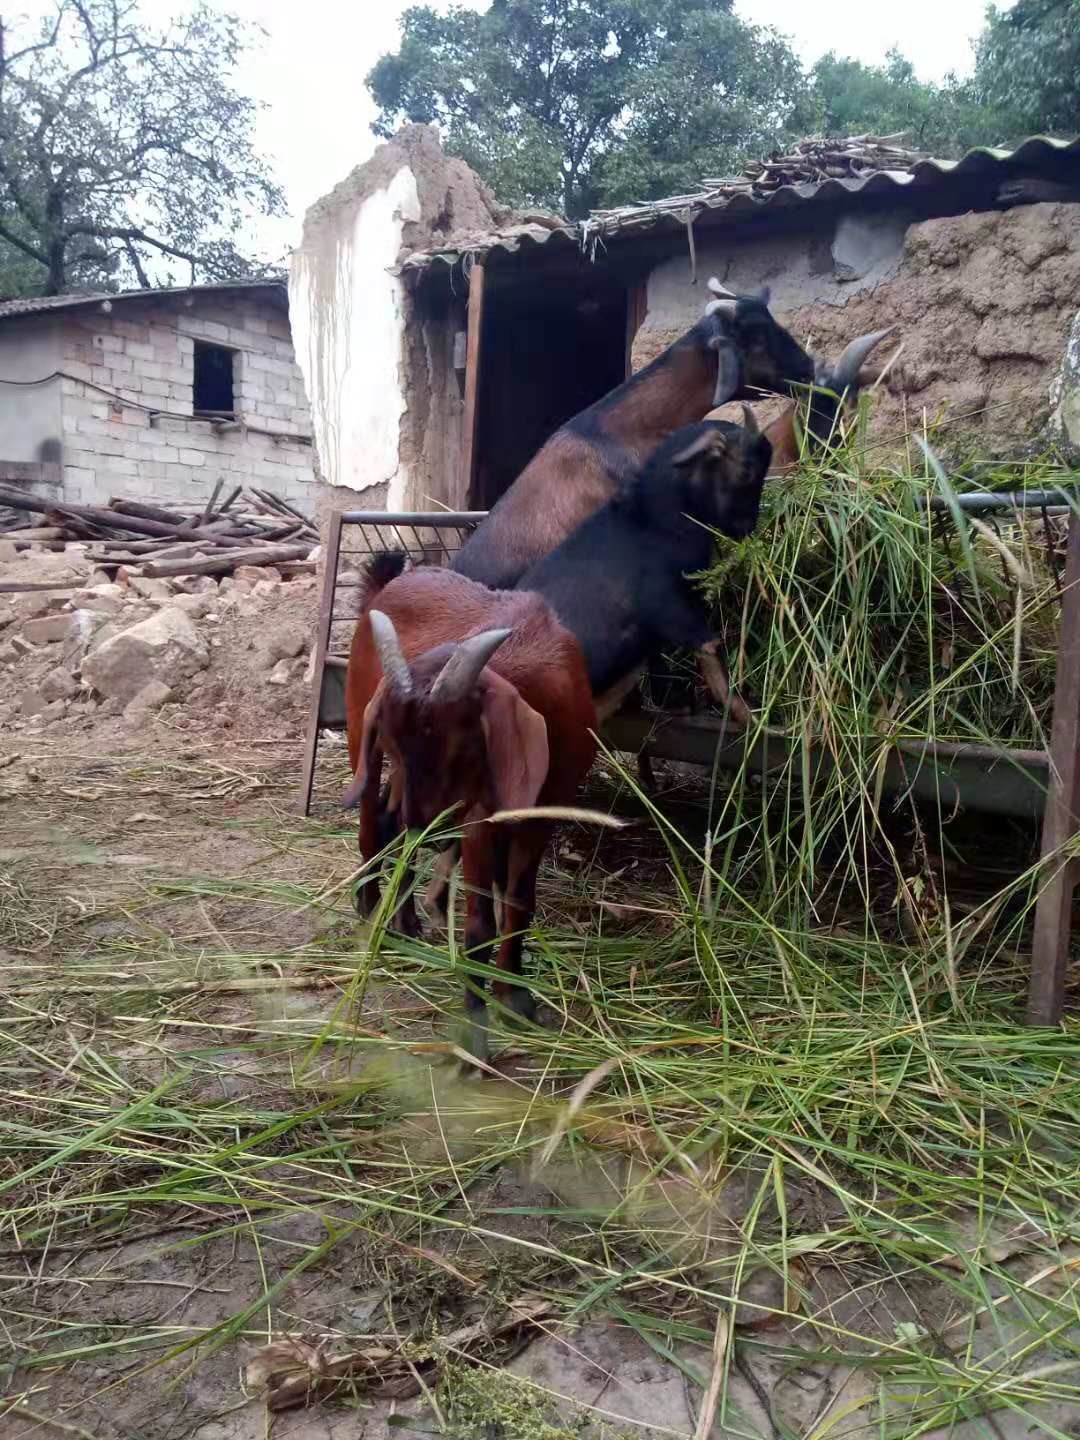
(460, 260, 486, 509)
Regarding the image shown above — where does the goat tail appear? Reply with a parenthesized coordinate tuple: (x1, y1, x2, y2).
(358, 550, 408, 612)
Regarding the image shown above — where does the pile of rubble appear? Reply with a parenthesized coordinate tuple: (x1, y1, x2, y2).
(0, 534, 319, 744)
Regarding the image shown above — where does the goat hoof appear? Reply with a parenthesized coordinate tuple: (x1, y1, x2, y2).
(497, 986, 537, 1024)
(429, 885, 450, 927)
(457, 1009, 490, 1069)
(391, 904, 422, 941)
(352, 881, 378, 919)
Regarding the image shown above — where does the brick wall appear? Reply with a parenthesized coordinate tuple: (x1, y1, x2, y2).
(59, 292, 317, 510)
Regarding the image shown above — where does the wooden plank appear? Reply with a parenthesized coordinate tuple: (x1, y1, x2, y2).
(299, 510, 344, 816)
(625, 280, 648, 378)
(0, 580, 78, 593)
(459, 261, 487, 509)
(140, 542, 311, 579)
(1028, 509, 1080, 1025)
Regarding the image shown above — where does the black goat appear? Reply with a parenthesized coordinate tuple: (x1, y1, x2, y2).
(520, 408, 773, 721)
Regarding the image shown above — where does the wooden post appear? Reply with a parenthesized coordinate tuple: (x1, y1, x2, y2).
(459, 261, 486, 508)
(299, 509, 344, 816)
(625, 281, 648, 379)
(1028, 508, 1080, 1024)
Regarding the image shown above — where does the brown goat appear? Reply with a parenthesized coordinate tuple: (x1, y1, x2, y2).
(344, 556, 597, 1059)
(452, 279, 816, 592)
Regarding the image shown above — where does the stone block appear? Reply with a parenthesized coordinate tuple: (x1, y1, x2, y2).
(82, 607, 209, 702)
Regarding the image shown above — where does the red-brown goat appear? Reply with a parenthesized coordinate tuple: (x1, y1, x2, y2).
(344, 555, 597, 1058)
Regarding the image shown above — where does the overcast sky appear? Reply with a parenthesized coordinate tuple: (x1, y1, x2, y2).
(231, 0, 996, 257)
(17, 0, 1001, 258)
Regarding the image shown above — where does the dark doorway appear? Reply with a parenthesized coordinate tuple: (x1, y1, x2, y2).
(472, 278, 631, 509)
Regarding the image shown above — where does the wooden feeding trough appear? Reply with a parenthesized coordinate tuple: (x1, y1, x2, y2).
(301, 499, 1080, 1029)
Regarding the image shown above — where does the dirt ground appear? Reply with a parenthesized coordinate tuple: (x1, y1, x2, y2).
(1, 542, 1078, 1440)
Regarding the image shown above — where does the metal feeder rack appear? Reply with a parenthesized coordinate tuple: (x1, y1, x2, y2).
(301, 490, 1080, 1027)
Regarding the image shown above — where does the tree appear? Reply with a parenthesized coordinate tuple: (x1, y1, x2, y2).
(367, 0, 810, 217)
(0, 0, 285, 297)
(808, 50, 1001, 157)
(975, 0, 1080, 139)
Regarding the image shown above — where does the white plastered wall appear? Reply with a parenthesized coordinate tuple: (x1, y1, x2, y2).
(290, 165, 421, 509)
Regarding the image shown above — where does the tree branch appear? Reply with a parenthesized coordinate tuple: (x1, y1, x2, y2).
(123, 236, 150, 288)
(67, 222, 203, 278)
(0, 217, 47, 264)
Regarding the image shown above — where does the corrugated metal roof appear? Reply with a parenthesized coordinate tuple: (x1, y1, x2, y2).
(0, 278, 287, 322)
(398, 134, 1080, 275)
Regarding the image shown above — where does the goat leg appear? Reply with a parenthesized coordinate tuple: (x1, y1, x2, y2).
(423, 841, 461, 926)
(491, 822, 547, 1025)
(697, 641, 752, 726)
(356, 773, 421, 938)
(459, 828, 500, 1064)
(638, 748, 657, 792)
(355, 754, 389, 919)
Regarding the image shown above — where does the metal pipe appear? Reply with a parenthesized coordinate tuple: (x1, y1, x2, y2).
(923, 489, 1080, 513)
(338, 511, 486, 527)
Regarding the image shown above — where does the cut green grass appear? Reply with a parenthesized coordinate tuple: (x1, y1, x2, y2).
(1, 415, 1079, 1438)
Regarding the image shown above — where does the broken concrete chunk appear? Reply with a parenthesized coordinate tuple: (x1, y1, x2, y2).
(127, 575, 175, 602)
(82, 607, 209, 702)
(123, 679, 173, 718)
(21, 690, 67, 723)
(169, 592, 216, 619)
(234, 565, 282, 586)
(0, 539, 18, 564)
(71, 583, 126, 616)
(266, 658, 294, 685)
(21, 613, 79, 645)
(40, 667, 79, 702)
(263, 625, 308, 665)
(20, 688, 49, 717)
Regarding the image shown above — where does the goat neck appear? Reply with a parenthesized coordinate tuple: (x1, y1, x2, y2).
(595, 335, 719, 454)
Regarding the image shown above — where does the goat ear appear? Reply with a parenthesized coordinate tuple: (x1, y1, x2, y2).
(705, 329, 741, 408)
(342, 688, 383, 810)
(479, 668, 550, 812)
(672, 429, 722, 467)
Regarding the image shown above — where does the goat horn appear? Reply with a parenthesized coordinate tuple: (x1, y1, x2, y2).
(705, 298, 737, 320)
(830, 327, 897, 391)
(741, 403, 760, 439)
(430, 627, 512, 704)
(707, 277, 737, 299)
(369, 609, 412, 697)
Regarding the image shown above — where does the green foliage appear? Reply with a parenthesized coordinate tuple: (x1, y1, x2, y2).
(808, 50, 1003, 156)
(976, 0, 1080, 139)
(0, 0, 284, 296)
(438, 1366, 581, 1440)
(369, 0, 1080, 216)
(367, 0, 807, 216)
